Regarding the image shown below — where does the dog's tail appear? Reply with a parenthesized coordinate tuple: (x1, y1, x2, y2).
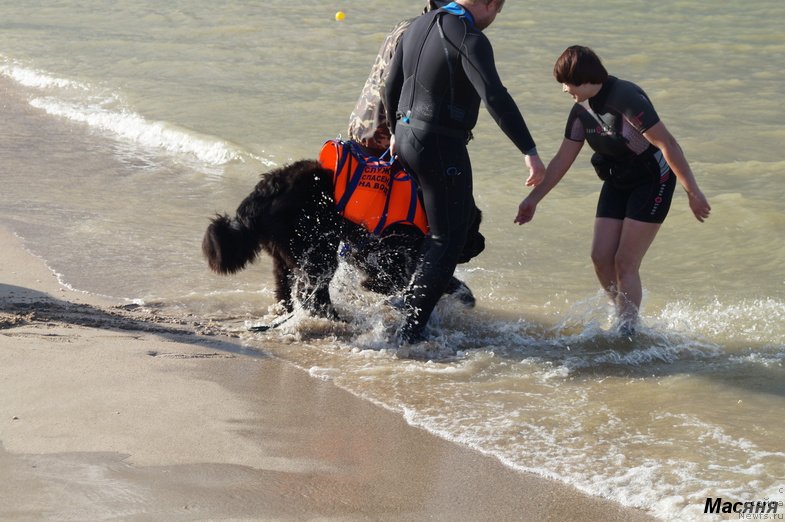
(202, 214, 263, 274)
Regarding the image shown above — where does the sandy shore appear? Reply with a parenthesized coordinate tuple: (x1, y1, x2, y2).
(0, 226, 655, 521)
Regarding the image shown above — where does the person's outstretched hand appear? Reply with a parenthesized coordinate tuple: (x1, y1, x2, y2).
(525, 154, 546, 187)
(515, 197, 537, 225)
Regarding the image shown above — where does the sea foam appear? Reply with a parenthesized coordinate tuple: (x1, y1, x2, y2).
(1, 59, 273, 168)
(29, 96, 242, 165)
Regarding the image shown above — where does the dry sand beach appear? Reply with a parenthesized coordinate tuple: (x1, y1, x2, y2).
(0, 225, 655, 521)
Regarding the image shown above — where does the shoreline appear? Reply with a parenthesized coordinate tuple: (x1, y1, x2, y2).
(0, 226, 655, 520)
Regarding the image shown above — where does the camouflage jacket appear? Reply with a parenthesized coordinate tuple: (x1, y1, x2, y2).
(347, 18, 413, 152)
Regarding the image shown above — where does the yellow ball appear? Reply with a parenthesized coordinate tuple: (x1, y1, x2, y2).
(335, 11, 345, 21)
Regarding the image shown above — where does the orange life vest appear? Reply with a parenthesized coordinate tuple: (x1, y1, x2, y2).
(319, 139, 428, 235)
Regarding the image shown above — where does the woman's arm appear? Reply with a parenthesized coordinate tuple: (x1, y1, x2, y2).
(643, 121, 711, 222)
(515, 138, 583, 224)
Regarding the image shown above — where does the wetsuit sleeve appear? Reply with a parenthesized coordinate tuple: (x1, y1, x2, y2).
(382, 39, 405, 136)
(610, 81, 660, 133)
(564, 105, 586, 142)
(461, 33, 536, 154)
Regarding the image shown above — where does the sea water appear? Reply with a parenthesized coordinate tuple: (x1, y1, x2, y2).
(1, 1, 784, 519)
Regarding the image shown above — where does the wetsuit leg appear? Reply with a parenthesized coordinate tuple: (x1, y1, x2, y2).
(395, 124, 474, 342)
(596, 170, 676, 224)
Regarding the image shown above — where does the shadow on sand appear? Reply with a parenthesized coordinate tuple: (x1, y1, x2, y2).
(0, 283, 263, 358)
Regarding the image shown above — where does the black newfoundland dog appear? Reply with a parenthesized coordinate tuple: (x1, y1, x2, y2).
(202, 159, 485, 320)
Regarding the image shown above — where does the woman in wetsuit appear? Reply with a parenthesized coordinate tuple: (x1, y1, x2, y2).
(384, 0, 545, 343)
(515, 45, 711, 335)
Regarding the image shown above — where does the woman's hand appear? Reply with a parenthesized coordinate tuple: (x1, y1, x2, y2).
(644, 122, 711, 222)
(688, 190, 711, 222)
(514, 197, 537, 225)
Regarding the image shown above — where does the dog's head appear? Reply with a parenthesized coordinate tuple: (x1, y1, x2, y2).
(458, 207, 485, 264)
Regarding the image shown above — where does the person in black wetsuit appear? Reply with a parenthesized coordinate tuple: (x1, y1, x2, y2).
(384, 0, 545, 343)
(347, 1, 448, 155)
(515, 46, 711, 335)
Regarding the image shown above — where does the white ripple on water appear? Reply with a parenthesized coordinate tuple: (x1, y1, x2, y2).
(1, 58, 274, 168)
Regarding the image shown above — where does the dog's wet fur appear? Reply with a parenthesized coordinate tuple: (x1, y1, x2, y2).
(203, 160, 484, 319)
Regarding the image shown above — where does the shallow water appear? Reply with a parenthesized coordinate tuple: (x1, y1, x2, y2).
(1, 1, 784, 519)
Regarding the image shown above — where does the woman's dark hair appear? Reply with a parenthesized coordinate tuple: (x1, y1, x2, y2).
(553, 46, 608, 85)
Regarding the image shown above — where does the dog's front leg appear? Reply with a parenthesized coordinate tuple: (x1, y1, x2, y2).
(272, 254, 294, 312)
(310, 283, 337, 320)
(294, 268, 337, 320)
(296, 237, 340, 320)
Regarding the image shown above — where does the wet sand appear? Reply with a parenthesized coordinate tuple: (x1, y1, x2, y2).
(0, 226, 655, 521)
